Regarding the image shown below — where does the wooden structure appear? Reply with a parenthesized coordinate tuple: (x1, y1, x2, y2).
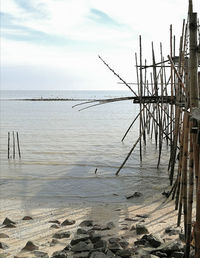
(74, 1, 200, 257)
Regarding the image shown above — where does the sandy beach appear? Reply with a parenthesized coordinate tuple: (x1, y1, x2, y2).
(0, 195, 188, 258)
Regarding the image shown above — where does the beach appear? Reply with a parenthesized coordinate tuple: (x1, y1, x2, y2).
(0, 195, 188, 257)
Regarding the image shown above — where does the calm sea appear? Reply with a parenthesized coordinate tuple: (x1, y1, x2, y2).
(0, 90, 170, 207)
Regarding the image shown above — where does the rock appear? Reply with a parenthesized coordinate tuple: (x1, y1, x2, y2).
(124, 218, 138, 222)
(0, 241, 9, 250)
(162, 191, 170, 198)
(50, 224, 60, 229)
(142, 234, 163, 248)
(119, 240, 129, 249)
(136, 214, 149, 219)
(108, 238, 121, 244)
(53, 231, 70, 239)
(126, 192, 143, 199)
(116, 249, 132, 257)
(150, 241, 184, 256)
(171, 251, 184, 258)
(32, 250, 49, 257)
(50, 239, 60, 246)
(22, 241, 38, 251)
(93, 239, 107, 253)
(140, 255, 159, 258)
(151, 251, 167, 257)
(121, 226, 129, 230)
(179, 233, 185, 241)
(106, 250, 116, 257)
(79, 220, 93, 227)
(2, 217, 16, 225)
(136, 224, 149, 235)
(89, 232, 102, 243)
(63, 244, 71, 251)
(22, 216, 33, 220)
(130, 225, 136, 231)
(61, 219, 76, 226)
(51, 250, 68, 258)
(106, 222, 115, 230)
(70, 235, 90, 246)
(0, 233, 9, 238)
(77, 228, 88, 235)
(165, 226, 181, 235)
(108, 242, 122, 253)
(48, 220, 60, 224)
(92, 224, 107, 231)
(73, 252, 89, 258)
(71, 241, 93, 253)
(90, 251, 107, 258)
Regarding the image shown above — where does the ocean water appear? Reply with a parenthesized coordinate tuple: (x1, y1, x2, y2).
(0, 90, 170, 206)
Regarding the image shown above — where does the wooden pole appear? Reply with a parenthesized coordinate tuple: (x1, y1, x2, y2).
(8, 132, 10, 159)
(12, 131, 15, 159)
(16, 132, 21, 159)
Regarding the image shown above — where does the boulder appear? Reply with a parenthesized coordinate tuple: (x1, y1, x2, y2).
(73, 252, 89, 258)
(171, 251, 184, 258)
(136, 224, 149, 235)
(22, 241, 38, 251)
(61, 219, 76, 226)
(48, 220, 60, 224)
(108, 242, 122, 253)
(71, 241, 93, 253)
(93, 239, 107, 253)
(51, 250, 68, 258)
(22, 216, 33, 220)
(116, 249, 132, 257)
(89, 232, 102, 243)
(32, 250, 49, 257)
(0, 241, 9, 250)
(165, 227, 181, 235)
(77, 228, 88, 235)
(50, 224, 60, 229)
(2, 217, 16, 225)
(143, 234, 163, 248)
(70, 235, 90, 246)
(0, 233, 9, 238)
(90, 251, 107, 258)
(53, 231, 70, 239)
(126, 192, 143, 199)
(106, 222, 115, 230)
(79, 220, 93, 227)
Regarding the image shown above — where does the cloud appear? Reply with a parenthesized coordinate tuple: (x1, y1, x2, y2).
(88, 8, 121, 27)
(1, 0, 199, 90)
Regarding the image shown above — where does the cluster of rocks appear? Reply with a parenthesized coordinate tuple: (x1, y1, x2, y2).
(0, 217, 195, 258)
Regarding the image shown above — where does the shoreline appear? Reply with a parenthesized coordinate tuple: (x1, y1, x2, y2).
(0, 196, 189, 257)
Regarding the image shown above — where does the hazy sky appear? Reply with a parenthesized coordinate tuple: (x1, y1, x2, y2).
(1, 0, 199, 91)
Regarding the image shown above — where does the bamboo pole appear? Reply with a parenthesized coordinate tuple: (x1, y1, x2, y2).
(12, 131, 15, 159)
(16, 132, 21, 159)
(8, 132, 10, 159)
(185, 120, 194, 258)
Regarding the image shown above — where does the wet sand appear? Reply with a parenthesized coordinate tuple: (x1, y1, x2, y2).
(0, 196, 187, 257)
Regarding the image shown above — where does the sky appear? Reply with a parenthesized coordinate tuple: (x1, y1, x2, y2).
(1, 0, 199, 91)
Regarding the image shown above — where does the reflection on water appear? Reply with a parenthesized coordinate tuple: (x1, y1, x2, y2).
(0, 90, 170, 205)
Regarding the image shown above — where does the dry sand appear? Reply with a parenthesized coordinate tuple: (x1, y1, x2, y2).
(0, 195, 188, 258)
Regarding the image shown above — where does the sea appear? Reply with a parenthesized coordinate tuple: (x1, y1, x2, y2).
(0, 90, 171, 207)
